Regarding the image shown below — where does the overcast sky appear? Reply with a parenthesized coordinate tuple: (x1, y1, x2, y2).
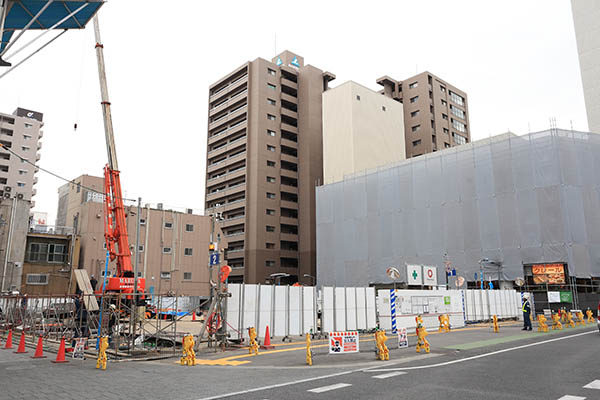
(0, 0, 587, 225)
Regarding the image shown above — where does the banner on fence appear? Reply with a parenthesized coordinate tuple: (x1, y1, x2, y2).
(397, 327, 408, 348)
(72, 338, 86, 359)
(328, 331, 359, 354)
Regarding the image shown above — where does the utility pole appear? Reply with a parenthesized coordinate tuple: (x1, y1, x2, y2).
(1, 195, 17, 292)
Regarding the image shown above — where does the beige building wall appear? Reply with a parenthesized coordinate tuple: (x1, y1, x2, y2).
(0, 108, 43, 205)
(56, 175, 222, 297)
(322, 81, 405, 184)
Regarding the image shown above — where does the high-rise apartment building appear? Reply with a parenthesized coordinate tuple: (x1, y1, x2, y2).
(205, 50, 334, 285)
(571, 0, 600, 134)
(377, 72, 470, 158)
(56, 175, 224, 296)
(322, 81, 406, 185)
(0, 107, 43, 205)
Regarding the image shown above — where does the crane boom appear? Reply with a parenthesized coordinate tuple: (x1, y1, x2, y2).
(93, 15, 143, 292)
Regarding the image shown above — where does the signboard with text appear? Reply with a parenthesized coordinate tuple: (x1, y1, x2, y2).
(532, 263, 565, 284)
(328, 331, 359, 354)
(397, 328, 408, 349)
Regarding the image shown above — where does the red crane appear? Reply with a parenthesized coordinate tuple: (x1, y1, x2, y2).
(93, 15, 144, 293)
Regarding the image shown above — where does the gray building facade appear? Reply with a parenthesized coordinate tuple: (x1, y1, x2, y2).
(316, 129, 600, 290)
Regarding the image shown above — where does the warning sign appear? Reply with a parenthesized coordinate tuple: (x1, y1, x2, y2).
(72, 338, 86, 360)
(328, 331, 359, 354)
(397, 328, 408, 348)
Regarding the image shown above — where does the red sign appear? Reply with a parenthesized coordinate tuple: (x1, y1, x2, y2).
(328, 331, 359, 354)
(532, 264, 565, 284)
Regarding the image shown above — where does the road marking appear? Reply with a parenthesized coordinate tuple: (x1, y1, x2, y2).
(307, 383, 352, 393)
(364, 329, 596, 372)
(558, 396, 586, 400)
(583, 380, 600, 389)
(372, 371, 407, 379)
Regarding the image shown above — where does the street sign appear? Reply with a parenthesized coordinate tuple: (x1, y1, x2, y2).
(328, 331, 359, 354)
(209, 252, 220, 266)
(423, 266, 437, 286)
(559, 291, 573, 303)
(397, 328, 408, 349)
(407, 265, 422, 285)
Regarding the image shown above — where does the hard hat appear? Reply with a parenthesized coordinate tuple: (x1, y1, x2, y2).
(109, 304, 116, 310)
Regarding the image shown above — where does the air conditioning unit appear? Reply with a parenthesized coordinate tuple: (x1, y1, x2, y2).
(4, 186, 11, 192)
(157, 203, 163, 210)
(16, 193, 24, 200)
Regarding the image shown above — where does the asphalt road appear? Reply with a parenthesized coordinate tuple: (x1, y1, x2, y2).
(0, 326, 598, 400)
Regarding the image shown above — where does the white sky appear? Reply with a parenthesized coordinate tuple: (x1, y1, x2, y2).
(0, 0, 588, 225)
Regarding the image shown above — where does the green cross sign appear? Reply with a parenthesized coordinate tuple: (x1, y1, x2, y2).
(412, 270, 418, 280)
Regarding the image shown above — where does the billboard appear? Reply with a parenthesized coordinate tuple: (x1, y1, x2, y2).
(532, 264, 565, 284)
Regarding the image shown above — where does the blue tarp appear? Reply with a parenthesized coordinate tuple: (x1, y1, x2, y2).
(1, 1, 104, 53)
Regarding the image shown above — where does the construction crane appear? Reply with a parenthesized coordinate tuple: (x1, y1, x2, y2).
(93, 15, 144, 293)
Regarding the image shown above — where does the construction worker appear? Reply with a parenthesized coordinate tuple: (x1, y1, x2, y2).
(522, 294, 532, 331)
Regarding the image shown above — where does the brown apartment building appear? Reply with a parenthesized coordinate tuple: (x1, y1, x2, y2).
(56, 175, 224, 297)
(377, 72, 470, 158)
(205, 50, 335, 285)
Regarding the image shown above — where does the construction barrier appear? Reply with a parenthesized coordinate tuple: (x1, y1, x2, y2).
(463, 289, 524, 322)
(321, 287, 377, 333)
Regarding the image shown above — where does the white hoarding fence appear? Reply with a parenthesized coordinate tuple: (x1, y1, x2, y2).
(321, 286, 377, 333)
(462, 289, 524, 322)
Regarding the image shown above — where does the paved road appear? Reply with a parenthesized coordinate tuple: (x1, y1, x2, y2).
(0, 325, 597, 400)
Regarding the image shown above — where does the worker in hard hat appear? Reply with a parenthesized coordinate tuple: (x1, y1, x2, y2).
(522, 294, 532, 331)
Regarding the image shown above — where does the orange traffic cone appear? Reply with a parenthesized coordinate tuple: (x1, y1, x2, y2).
(51, 337, 69, 363)
(3, 330, 13, 349)
(260, 325, 274, 350)
(192, 312, 196, 321)
(32, 336, 46, 359)
(14, 332, 27, 354)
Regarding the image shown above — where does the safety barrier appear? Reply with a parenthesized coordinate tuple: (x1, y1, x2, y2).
(321, 287, 377, 333)
(462, 290, 523, 322)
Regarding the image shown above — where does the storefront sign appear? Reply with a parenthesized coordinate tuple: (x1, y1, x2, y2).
(532, 263, 565, 284)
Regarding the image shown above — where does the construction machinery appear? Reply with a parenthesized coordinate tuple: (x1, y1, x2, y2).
(92, 15, 143, 294)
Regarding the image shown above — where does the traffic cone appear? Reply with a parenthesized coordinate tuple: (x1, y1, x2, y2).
(3, 330, 13, 349)
(14, 332, 27, 354)
(260, 325, 274, 350)
(192, 312, 196, 321)
(31, 336, 46, 359)
(51, 337, 69, 363)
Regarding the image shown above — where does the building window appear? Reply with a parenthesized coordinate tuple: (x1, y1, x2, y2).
(409, 81, 418, 89)
(267, 129, 276, 137)
(266, 225, 275, 232)
(440, 85, 446, 93)
(267, 145, 276, 152)
(449, 91, 465, 106)
(266, 192, 276, 199)
(160, 271, 171, 279)
(26, 274, 48, 285)
(183, 272, 192, 280)
(441, 99, 447, 106)
(451, 119, 467, 133)
(410, 96, 419, 103)
(140, 218, 146, 226)
(18, 170, 27, 175)
(412, 140, 421, 147)
(138, 245, 145, 252)
(185, 224, 194, 232)
(268, 68, 276, 76)
(266, 176, 276, 183)
(443, 128, 449, 134)
(453, 132, 467, 145)
(265, 260, 276, 267)
(411, 125, 421, 132)
(410, 110, 419, 118)
(184, 248, 193, 256)
(356, 95, 361, 101)
(17, 182, 25, 187)
(268, 98, 276, 106)
(266, 209, 276, 216)
(267, 114, 276, 121)
(21, 146, 30, 151)
(450, 105, 465, 119)
(442, 114, 448, 120)
(267, 83, 276, 90)
(382, 106, 386, 111)
(266, 243, 275, 249)
(103, 242, 107, 250)
(164, 222, 173, 229)
(21, 159, 27, 164)
(445, 142, 451, 148)
(267, 160, 276, 167)
(23, 134, 32, 140)
(24, 123, 33, 128)
(162, 247, 172, 254)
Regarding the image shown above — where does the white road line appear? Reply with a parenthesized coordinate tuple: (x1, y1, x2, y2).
(372, 371, 407, 379)
(197, 329, 596, 400)
(362, 330, 596, 372)
(307, 383, 352, 393)
(558, 396, 586, 400)
(583, 380, 600, 389)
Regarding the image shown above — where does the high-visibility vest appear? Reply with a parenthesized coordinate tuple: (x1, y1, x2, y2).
(522, 300, 530, 312)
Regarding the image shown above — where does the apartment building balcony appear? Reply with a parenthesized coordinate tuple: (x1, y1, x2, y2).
(281, 92, 297, 105)
(225, 231, 245, 239)
(38, 131, 43, 138)
(206, 197, 245, 214)
(210, 74, 248, 103)
(32, 188, 37, 196)
(280, 233, 298, 242)
(206, 182, 246, 202)
(280, 168, 298, 179)
(37, 142, 42, 150)
(280, 216, 298, 226)
(218, 219, 245, 231)
(280, 122, 298, 134)
(36, 153, 41, 162)
(227, 248, 245, 256)
(33, 176, 38, 185)
(207, 166, 246, 186)
(208, 109, 246, 132)
(208, 136, 247, 159)
(207, 151, 247, 173)
(280, 200, 298, 210)
(209, 89, 248, 117)
(281, 107, 298, 120)
(280, 153, 297, 164)
(208, 120, 247, 144)
(281, 137, 297, 149)
(281, 77, 298, 90)
(280, 249, 299, 259)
